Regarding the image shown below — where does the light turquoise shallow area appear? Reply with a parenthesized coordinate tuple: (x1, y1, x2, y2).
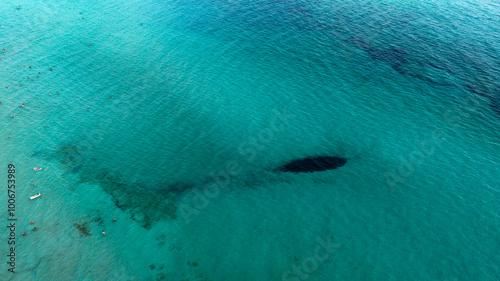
(0, 0, 499, 280)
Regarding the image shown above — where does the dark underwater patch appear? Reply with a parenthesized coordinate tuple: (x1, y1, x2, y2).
(490, 95, 500, 115)
(49, 144, 86, 175)
(73, 222, 91, 237)
(348, 37, 454, 87)
(56, 145, 83, 167)
(348, 37, 500, 117)
(50, 142, 186, 230)
(30, 150, 51, 159)
(91, 171, 179, 229)
(465, 84, 500, 116)
(279, 156, 347, 173)
(71, 164, 83, 174)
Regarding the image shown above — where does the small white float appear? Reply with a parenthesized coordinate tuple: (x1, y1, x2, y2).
(30, 193, 41, 200)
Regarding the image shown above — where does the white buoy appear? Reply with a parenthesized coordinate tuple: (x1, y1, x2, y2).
(30, 193, 41, 200)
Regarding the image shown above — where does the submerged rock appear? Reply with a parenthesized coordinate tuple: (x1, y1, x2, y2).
(279, 156, 347, 173)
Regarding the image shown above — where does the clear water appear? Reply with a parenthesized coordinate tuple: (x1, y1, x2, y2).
(0, 0, 499, 280)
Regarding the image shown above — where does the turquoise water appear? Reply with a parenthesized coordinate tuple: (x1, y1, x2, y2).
(0, 0, 499, 280)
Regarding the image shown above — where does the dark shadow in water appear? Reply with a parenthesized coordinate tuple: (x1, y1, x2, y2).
(52, 144, 85, 174)
(347, 37, 454, 87)
(466, 84, 500, 116)
(491, 96, 500, 115)
(87, 170, 179, 229)
(42, 143, 183, 229)
(349, 38, 500, 117)
(278, 156, 347, 173)
(73, 221, 92, 237)
(70, 164, 83, 174)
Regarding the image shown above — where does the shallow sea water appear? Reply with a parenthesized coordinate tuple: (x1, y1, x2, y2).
(0, 0, 499, 280)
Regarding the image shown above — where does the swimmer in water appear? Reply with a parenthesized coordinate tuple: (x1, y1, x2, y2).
(30, 221, 34, 224)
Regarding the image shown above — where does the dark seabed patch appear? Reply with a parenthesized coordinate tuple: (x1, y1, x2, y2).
(491, 95, 500, 115)
(278, 156, 348, 173)
(466, 84, 500, 116)
(347, 37, 454, 87)
(50, 143, 181, 229)
(349, 37, 500, 117)
(71, 164, 83, 174)
(73, 221, 91, 237)
(51, 144, 86, 174)
(87, 170, 179, 229)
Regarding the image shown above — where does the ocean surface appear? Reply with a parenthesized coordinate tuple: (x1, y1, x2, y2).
(0, 0, 499, 280)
